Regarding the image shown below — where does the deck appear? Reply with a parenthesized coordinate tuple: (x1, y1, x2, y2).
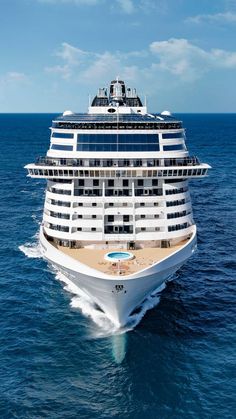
(52, 240, 188, 276)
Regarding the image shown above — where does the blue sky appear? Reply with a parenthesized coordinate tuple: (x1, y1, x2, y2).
(1, 0, 236, 112)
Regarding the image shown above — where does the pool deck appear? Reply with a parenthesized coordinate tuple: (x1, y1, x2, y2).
(52, 241, 188, 276)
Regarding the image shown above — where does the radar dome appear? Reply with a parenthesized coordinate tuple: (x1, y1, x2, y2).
(63, 110, 74, 116)
(161, 110, 171, 116)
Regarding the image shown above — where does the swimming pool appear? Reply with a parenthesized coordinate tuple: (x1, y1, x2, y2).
(104, 251, 134, 262)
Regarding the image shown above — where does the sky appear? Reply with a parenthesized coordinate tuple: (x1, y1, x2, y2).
(1, 0, 236, 112)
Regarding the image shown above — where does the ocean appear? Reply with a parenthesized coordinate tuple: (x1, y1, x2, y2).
(0, 113, 235, 418)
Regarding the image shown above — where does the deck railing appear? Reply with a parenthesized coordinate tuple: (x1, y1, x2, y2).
(35, 156, 201, 168)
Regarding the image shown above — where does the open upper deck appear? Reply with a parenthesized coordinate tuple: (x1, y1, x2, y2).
(52, 112, 182, 130)
(52, 239, 189, 276)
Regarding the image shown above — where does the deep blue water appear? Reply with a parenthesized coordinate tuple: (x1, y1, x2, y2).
(0, 113, 235, 418)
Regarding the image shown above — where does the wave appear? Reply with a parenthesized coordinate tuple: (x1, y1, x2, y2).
(55, 271, 118, 335)
(31, 214, 42, 226)
(19, 239, 42, 259)
(56, 271, 131, 363)
(125, 282, 166, 330)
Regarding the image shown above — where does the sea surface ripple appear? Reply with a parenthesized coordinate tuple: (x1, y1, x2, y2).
(0, 113, 235, 418)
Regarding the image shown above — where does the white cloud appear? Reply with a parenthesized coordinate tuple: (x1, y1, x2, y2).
(186, 11, 236, 24)
(0, 72, 29, 85)
(116, 0, 135, 14)
(210, 48, 236, 67)
(56, 42, 89, 64)
(38, 0, 100, 4)
(150, 38, 236, 81)
(150, 38, 208, 81)
(81, 52, 121, 81)
(139, 0, 168, 14)
(45, 39, 236, 87)
(37, 0, 161, 14)
(45, 43, 91, 79)
(45, 64, 72, 80)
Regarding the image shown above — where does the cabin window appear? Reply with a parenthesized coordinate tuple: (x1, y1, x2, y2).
(51, 144, 73, 151)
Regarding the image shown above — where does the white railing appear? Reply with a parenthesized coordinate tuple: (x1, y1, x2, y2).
(26, 164, 210, 179)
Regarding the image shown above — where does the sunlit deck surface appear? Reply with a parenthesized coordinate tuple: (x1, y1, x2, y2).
(52, 240, 188, 276)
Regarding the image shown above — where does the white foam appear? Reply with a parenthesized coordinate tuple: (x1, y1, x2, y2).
(112, 333, 127, 364)
(19, 240, 42, 258)
(56, 271, 118, 334)
(31, 214, 42, 225)
(54, 271, 169, 363)
(126, 282, 166, 329)
(33, 230, 40, 240)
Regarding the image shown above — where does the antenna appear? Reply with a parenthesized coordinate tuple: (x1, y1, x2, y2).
(88, 94, 91, 107)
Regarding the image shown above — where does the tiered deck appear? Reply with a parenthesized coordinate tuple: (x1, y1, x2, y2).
(52, 240, 188, 276)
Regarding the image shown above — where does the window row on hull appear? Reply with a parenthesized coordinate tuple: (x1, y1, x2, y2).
(167, 210, 190, 219)
(45, 211, 190, 222)
(48, 187, 188, 197)
(47, 185, 188, 197)
(51, 143, 186, 152)
(165, 187, 188, 195)
(168, 223, 189, 232)
(50, 199, 71, 207)
(51, 131, 184, 141)
(77, 134, 160, 143)
(163, 144, 185, 151)
(51, 145, 73, 151)
(73, 189, 164, 197)
(47, 199, 173, 208)
(52, 132, 74, 139)
(46, 199, 189, 211)
(76, 143, 160, 152)
(45, 211, 70, 220)
(45, 222, 191, 235)
(166, 199, 186, 207)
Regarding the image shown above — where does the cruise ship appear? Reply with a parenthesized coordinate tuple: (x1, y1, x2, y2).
(25, 78, 211, 327)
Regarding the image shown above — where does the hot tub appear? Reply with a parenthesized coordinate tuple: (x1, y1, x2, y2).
(104, 251, 134, 262)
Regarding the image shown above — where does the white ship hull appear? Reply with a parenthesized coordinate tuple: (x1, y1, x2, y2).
(40, 226, 197, 327)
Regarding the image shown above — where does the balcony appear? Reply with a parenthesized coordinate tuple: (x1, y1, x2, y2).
(105, 189, 132, 197)
(135, 188, 162, 196)
(104, 202, 133, 209)
(48, 187, 71, 196)
(104, 225, 133, 235)
(34, 156, 201, 168)
(74, 189, 103, 197)
(26, 164, 210, 180)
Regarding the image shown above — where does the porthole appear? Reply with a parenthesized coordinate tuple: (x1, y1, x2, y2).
(107, 108, 116, 113)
